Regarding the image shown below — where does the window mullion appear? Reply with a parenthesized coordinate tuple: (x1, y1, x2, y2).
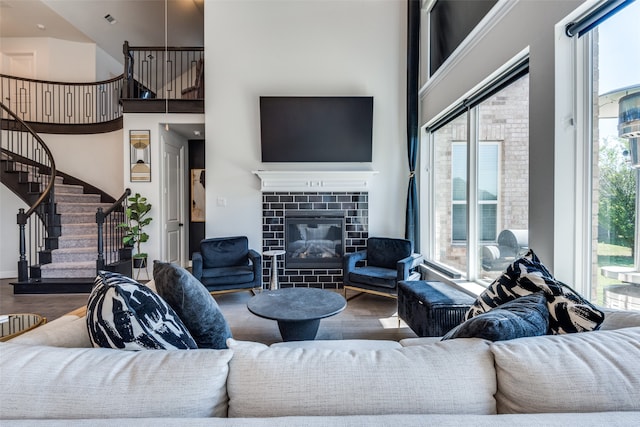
(467, 107, 479, 281)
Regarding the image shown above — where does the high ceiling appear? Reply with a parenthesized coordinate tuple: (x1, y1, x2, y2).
(1, 0, 206, 138)
(0, 0, 204, 63)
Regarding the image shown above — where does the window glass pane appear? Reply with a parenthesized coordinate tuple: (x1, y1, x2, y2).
(592, 1, 639, 310)
(479, 145, 498, 201)
(476, 74, 530, 282)
(433, 114, 468, 273)
(452, 144, 467, 201)
(452, 204, 467, 241)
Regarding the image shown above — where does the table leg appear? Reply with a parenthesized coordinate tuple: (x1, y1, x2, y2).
(277, 319, 321, 341)
(269, 256, 279, 290)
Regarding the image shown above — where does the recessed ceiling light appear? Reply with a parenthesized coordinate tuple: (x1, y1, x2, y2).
(193, 130, 201, 136)
(37, 24, 45, 30)
(104, 14, 117, 24)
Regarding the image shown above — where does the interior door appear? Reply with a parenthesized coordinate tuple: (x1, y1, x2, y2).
(163, 140, 185, 266)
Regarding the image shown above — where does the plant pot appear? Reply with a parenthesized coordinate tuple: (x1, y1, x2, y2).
(133, 257, 147, 269)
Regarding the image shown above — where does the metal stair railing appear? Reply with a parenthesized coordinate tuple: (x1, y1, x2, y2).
(1, 101, 56, 282)
(96, 188, 132, 277)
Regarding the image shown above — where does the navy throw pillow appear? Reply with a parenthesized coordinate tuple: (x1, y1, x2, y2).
(153, 261, 232, 349)
(87, 271, 197, 350)
(442, 292, 549, 342)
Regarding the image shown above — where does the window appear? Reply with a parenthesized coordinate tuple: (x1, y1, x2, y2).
(558, 0, 639, 311)
(424, 64, 529, 283)
(452, 142, 499, 243)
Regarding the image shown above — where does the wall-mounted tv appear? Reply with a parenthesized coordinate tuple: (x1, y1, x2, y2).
(260, 96, 373, 162)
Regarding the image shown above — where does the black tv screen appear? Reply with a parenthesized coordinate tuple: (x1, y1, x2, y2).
(260, 96, 373, 162)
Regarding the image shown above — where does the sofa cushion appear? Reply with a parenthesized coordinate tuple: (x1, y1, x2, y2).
(491, 327, 640, 414)
(0, 342, 232, 419)
(599, 307, 640, 330)
(270, 339, 402, 350)
(442, 293, 549, 341)
(226, 338, 496, 417)
(4, 413, 640, 426)
(348, 266, 398, 289)
(86, 271, 197, 350)
(153, 261, 232, 349)
(466, 250, 604, 334)
(9, 315, 92, 348)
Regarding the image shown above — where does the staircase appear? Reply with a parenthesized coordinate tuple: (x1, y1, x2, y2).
(33, 176, 112, 281)
(2, 100, 130, 294)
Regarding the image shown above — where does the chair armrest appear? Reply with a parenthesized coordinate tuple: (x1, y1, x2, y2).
(343, 250, 367, 272)
(247, 249, 261, 268)
(397, 253, 424, 280)
(192, 252, 203, 280)
(247, 249, 262, 285)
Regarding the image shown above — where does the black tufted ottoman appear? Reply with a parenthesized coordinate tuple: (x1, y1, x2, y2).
(398, 280, 475, 337)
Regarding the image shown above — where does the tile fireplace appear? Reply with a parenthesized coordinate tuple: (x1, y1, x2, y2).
(255, 170, 377, 289)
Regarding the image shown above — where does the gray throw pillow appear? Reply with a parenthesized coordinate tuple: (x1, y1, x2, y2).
(153, 261, 232, 349)
(442, 292, 549, 342)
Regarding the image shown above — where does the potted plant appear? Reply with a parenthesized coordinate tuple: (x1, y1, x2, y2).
(119, 192, 152, 268)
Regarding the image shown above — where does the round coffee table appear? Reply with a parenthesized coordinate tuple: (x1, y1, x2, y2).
(247, 287, 346, 341)
(0, 313, 47, 342)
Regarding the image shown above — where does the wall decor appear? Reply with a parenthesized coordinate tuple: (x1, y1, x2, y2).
(191, 168, 206, 222)
(130, 130, 151, 182)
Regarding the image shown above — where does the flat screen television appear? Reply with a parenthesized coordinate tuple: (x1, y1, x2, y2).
(260, 96, 373, 162)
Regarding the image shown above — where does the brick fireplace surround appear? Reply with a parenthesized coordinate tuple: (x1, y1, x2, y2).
(254, 171, 377, 289)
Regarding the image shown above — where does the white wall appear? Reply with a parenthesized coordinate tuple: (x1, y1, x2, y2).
(419, 0, 585, 271)
(42, 131, 124, 198)
(205, 0, 407, 251)
(95, 45, 123, 81)
(0, 37, 97, 81)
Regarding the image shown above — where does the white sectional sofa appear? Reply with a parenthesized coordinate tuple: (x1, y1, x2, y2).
(2, 298, 640, 425)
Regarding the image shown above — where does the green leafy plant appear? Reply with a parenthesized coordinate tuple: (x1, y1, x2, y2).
(118, 193, 152, 260)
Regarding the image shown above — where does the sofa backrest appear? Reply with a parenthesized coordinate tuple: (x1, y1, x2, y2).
(0, 342, 233, 420)
(367, 237, 413, 269)
(491, 326, 640, 414)
(201, 236, 249, 268)
(226, 338, 497, 417)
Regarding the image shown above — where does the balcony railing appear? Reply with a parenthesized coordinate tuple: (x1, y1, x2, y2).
(0, 74, 123, 127)
(1, 43, 204, 131)
(123, 41, 204, 102)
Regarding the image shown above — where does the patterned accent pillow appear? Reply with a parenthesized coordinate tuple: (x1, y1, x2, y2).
(442, 292, 549, 341)
(153, 261, 232, 349)
(87, 271, 197, 350)
(466, 250, 604, 334)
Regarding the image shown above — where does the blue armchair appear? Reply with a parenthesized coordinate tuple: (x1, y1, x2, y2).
(192, 236, 262, 294)
(343, 237, 423, 299)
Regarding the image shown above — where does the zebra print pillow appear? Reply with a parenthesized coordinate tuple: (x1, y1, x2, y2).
(466, 250, 604, 334)
(87, 271, 197, 350)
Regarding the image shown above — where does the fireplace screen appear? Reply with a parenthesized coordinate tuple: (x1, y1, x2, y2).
(285, 212, 345, 269)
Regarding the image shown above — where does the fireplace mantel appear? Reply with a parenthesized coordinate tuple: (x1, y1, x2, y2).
(253, 170, 378, 192)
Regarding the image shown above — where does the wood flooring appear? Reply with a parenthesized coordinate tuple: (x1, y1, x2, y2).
(0, 278, 418, 345)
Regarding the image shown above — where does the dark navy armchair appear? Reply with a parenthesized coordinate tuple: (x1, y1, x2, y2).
(192, 236, 262, 294)
(343, 237, 423, 299)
